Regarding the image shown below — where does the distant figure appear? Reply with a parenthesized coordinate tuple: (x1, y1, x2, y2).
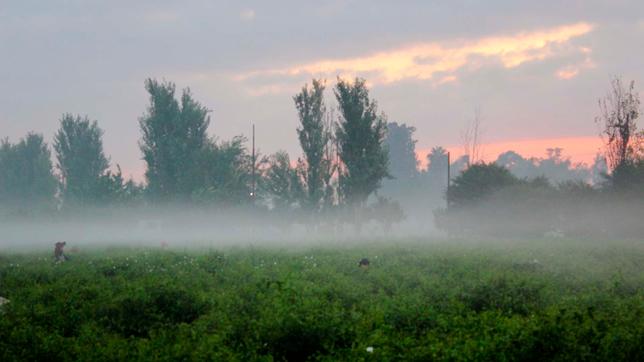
(358, 258, 370, 268)
(160, 241, 168, 249)
(54, 241, 68, 262)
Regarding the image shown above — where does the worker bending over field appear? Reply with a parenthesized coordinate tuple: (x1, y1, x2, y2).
(54, 241, 68, 262)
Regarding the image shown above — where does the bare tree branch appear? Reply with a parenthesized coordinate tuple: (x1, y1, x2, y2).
(595, 76, 641, 171)
(460, 107, 484, 166)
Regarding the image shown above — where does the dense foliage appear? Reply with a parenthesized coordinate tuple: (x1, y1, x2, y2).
(385, 122, 419, 181)
(335, 78, 389, 207)
(294, 79, 333, 212)
(54, 114, 113, 206)
(1, 239, 643, 361)
(0, 133, 57, 216)
(139, 79, 211, 201)
(447, 163, 518, 209)
(439, 163, 644, 238)
(495, 148, 592, 184)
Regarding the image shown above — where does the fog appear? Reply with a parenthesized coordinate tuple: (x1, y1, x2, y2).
(1, 192, 641, 253)
(0, 205, 440, 252)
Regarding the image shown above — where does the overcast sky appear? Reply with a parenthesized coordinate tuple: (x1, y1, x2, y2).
(1, 0, 643, 180)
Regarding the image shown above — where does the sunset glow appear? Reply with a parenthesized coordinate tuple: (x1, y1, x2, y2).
(417, 136, 604, 169)
(238, 22, 594, 88)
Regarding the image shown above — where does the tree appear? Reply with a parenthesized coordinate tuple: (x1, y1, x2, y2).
(607, 158, 644, 194)
(334, 78, 389, 207)
(100, 166, 144, 205)
(447, 163, 518, 209)
(461, 107, 483, 166)
(495, 149, 590, 184)
(590, 153, 608, 186)
(425, 146, 449, 180)
(193, 136, 254, 206)
(263, 151, 304, 211)
(538, 148, 590, 183)
(54, 114, 110, 205)
(495, 151, 537, 179)
(596, 77, 641, 171)
(139, 79, 210, 201)
(418, 146, 450, 206)
(450, 155, 470, 179)
(294, 79, 333, 212)
(0, 133, 57, 214)
(385, 122, 419, 180)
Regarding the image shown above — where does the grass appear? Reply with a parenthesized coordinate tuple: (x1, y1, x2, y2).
(0, 238, 643, 361)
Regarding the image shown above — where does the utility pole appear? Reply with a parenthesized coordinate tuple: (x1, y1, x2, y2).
(251, 123, 256, 201)
(446, 151, 450, 209)
(446, 151, 451, 238)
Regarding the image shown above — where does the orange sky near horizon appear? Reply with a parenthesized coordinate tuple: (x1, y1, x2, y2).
(119, 136, 605, 182)
(417, 136, 604, 169)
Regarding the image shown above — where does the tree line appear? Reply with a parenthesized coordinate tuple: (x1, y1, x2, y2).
(1, 76, 642, 235)
(0, 78, 393, 228)
(434, 77, 643, 238)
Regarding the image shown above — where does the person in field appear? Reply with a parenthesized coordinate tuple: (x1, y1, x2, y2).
(358, 258, 370, 268)
(54, 241, 68, 262)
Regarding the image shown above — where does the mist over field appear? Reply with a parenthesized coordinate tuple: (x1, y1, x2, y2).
(2, 197, 642, 252)
(0, 207, 438, 250)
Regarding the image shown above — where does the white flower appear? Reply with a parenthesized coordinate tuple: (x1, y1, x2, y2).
(366, 346, 374, 353)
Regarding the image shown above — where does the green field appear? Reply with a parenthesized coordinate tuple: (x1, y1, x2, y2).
(1, 238, 643, 361)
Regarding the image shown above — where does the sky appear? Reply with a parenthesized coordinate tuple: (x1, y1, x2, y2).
(1, 0, 643, 181)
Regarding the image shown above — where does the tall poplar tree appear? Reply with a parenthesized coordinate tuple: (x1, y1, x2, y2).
(294, 79, 332, 211)
(139, 79, 210, 201)
(334, 78, 389, 207)
(54, 114, 110, 205)
(0, 133, 57, 213)
(385, 122, 419, 180)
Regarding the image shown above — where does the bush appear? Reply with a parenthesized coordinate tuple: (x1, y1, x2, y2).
(447, 163, 519, 209)
(460, 277, 544, 315)
(100, 284, 206, 337)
